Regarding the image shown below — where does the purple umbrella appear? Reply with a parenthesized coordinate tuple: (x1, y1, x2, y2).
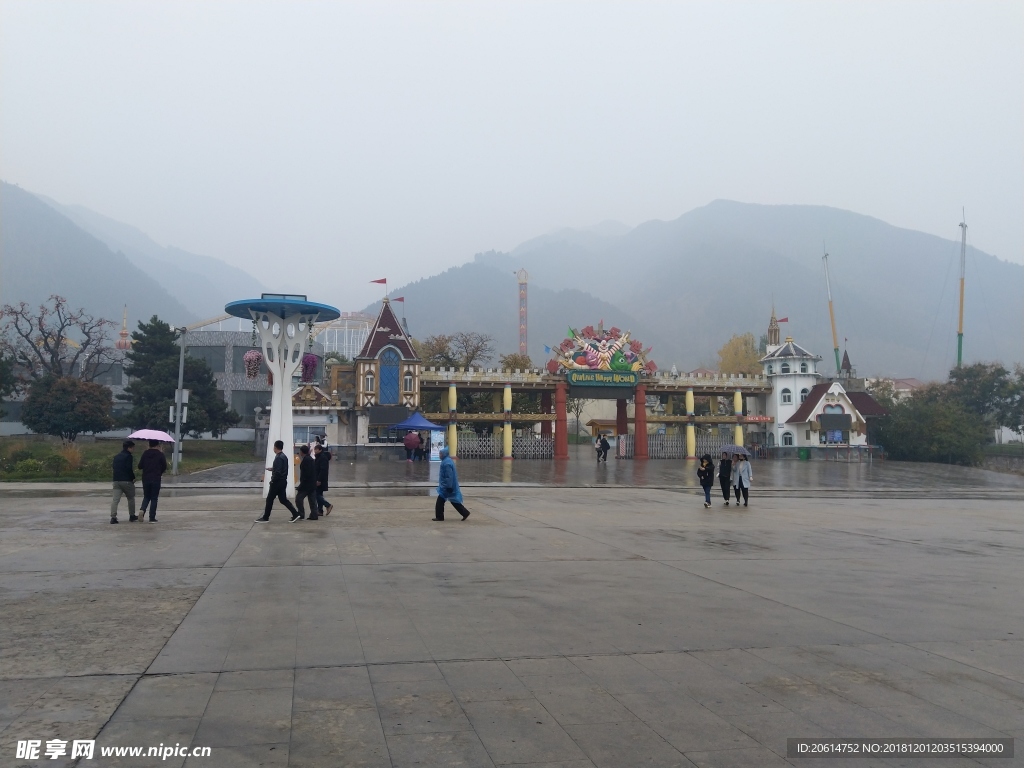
(128, 429, 176, 443)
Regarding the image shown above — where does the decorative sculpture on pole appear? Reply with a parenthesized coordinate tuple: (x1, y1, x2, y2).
(226, 294, 340, 499)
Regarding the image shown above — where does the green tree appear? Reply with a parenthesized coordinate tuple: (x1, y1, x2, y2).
(119, 316, 240, 438)
(499, 352, 533, 370)
(876, 386, 989, 465)
(945, 362, 1019, 429)
(717, 333, 761, 375)
(21, 375, 114, 442)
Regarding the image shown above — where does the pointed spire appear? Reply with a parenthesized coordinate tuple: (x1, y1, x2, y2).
(767, 305, 781, 347)
(116, 305, 131, 350)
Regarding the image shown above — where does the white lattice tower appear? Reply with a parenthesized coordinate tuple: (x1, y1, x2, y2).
(251, 309, 319, 499)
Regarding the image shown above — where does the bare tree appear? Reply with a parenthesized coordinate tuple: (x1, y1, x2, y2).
(566, 396, 589, 441)
(420, 332, 495, 369)
(1, 295, 116, 383)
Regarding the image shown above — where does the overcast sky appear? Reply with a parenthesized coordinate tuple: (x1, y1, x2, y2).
(2, 1, 1021, 310)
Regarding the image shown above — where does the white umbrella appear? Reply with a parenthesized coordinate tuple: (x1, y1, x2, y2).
(128, 429, 176, 442)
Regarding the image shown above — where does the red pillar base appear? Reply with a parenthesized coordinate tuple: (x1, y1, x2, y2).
(634, 384, 648, 459)
(554, 383, 568, 459)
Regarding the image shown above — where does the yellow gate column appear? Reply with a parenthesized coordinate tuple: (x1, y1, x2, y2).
(733, 389, 744, 446)
(502, 384, 513, 459)
(447, 383, 458, 458)
(492, 392, 502, 440)
(685, 388, 696, 459)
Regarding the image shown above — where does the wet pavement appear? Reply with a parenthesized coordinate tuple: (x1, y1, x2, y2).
(1, 482, 1022, 767)
(191, 444, 1024, 491)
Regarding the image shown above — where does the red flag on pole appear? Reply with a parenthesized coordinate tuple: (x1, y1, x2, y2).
(392, 296, 405, 302)
(370, 278, 387, 284)
(778, 317, 789, 323)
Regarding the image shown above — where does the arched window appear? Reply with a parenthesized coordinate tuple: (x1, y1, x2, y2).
(800, 388, 809, 403)
(378, 349, 401, 404)
(364, 370, 375, 393)
(768, 432, 776, 447)
(781, 388, 792, 404)
(782, 432, 794, 446)
(767, 364, 773, 375)
(403, 371, 414, 393)
(800, 362, 808, 373)
(823, 404, 844, 414)
(781, 363, 791, 374)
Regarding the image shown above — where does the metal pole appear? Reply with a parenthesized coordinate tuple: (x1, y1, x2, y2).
(172, 328, 186, 475)
(957, 214, 967, 367)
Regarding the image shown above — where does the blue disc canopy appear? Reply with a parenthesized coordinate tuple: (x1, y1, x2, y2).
(225, 294, 341, 322)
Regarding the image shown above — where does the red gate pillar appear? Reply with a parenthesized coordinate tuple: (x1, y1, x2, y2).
(634, 384, 649, 459)
(540, 391, 552, 438)
(616, 398, 628, 435)
(554, 382, 569, 459)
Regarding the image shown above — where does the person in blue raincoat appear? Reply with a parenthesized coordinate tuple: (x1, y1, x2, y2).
(433, 446, 470, 521)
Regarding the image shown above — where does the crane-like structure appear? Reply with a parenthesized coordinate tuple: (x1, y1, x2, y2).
(516, 269, 529, 356)
(957, 214, 967, 367)
(822, 250, 841, 374)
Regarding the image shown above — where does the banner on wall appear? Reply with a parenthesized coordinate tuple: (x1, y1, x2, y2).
(430, 430, 445, 461)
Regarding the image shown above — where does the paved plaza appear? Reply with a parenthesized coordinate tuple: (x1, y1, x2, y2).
(2, 464, 1023, 767)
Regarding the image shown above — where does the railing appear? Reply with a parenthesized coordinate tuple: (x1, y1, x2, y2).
(456, 433, 501, 459)
(513, 436, 553, 459)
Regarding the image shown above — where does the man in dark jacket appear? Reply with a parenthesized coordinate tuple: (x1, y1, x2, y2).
(295, 444, 316, 520)
(313, 443, 333, 516)
(718, 451, 733, 506)
(137, 440, 168, 522)
(110, 440, 136, 524)
(255, 440, 299, 523)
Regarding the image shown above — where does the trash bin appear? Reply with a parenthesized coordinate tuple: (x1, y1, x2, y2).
(797, 447, 811, 461)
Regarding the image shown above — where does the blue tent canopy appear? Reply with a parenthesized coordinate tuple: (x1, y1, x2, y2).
(393, 411, 444, 431)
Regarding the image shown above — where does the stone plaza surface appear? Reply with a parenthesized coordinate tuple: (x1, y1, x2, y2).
(1, 469, 1023, 766)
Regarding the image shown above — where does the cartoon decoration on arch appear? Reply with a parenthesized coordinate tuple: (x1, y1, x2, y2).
(546, 322, 656, 374)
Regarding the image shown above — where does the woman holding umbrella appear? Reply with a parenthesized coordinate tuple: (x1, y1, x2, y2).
(732, 452, 752, 506)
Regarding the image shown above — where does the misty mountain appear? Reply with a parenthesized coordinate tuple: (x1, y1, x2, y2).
(37, 194, 265, 321)
(472, 201, 1023, 379)
(363, 262, 678, 369)
(1, 181, 196, 330)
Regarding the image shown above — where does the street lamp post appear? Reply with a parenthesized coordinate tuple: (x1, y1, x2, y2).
(171, 326, 188, 476)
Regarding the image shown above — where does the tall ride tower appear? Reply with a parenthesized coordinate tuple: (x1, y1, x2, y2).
(517, 268, 529, 356)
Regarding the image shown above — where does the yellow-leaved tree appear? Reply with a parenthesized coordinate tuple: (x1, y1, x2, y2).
(717, 333, 761, 375)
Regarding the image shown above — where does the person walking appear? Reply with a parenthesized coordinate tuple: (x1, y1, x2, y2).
(404, 430, 421, 462)
(732, 453, 752, 507)
(598, 434, 610, 462)
(433, 446, 470, 521)
(255, 440, 300, 523)
(294, 444, 317, 520)
(137, 440, 168, 522)
(314, 443, 334, 516)
(697, 454, 715, 508)
(110, 439, 137, 524)
(718, 451, 733, 506)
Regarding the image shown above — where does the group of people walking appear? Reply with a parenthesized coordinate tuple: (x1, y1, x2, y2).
(110, 439, 168, 523)
(697, 451, 752, 508)
(256, 439, 334, 522)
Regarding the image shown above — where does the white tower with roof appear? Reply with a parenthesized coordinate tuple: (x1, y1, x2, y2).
(760, 327, 822, 448)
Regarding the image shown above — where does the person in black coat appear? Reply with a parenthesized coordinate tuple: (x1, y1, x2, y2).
(718, 451, 733, 506)
(110, 439, 137, 523)
(256, 440, 300, 522)
(697, 454, 715, 508)
(295, 444, 316, 520)
(137, 440, 168, 522)
(313, 443, 333, 516)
